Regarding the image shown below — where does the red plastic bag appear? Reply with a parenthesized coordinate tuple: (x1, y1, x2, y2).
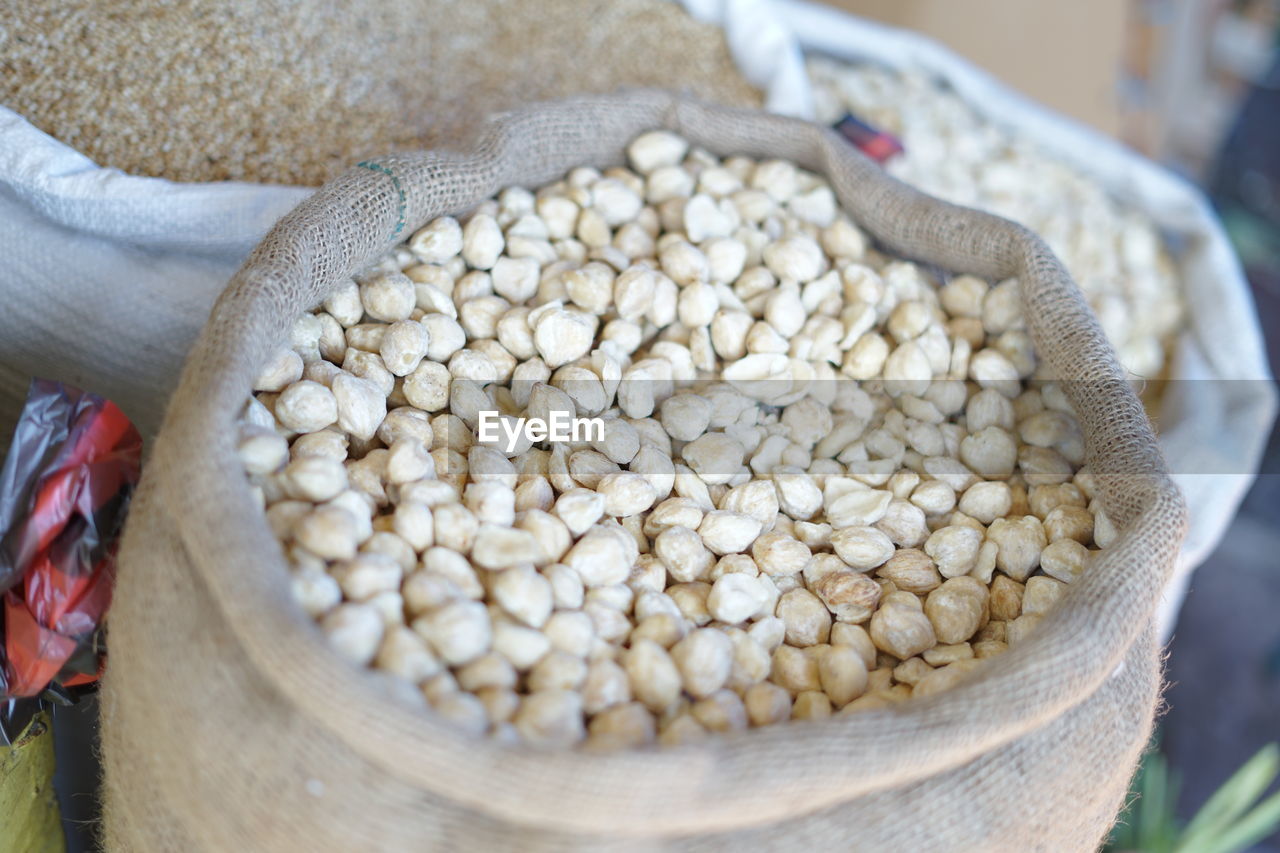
(0, 379, 141, 701)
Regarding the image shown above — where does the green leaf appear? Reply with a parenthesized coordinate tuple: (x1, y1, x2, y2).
(1207, 789, 1280, 853)
(1177, 744, 1280, 853)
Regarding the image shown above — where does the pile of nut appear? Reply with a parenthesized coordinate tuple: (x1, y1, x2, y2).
(238, 131, 1110, 749)
(807, 59, 1183, 381)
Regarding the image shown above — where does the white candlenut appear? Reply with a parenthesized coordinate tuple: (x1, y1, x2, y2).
(808, 59, 1182, 379)
(245, 132, 1099, 748)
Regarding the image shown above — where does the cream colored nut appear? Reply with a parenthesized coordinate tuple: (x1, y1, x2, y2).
(563, 262, 615, 315)
(293, 505, 358, 560)
(653, 522, 715, 585)
(374, 626, 442, 683)
(869, 591, 936, 659)
(791, 690, 832, 721)
(290, 429, 349, 463)
(659, 240, 709, 285)
(362, 531, 416, 573)
(475, 686, 520, 725)
(431, 503, 479, 552)
(465, 481, 515, 526)
(776, 588, 832, 647)
(750, 531, 810, 576)
(238, 426, 288, 475)
(589, 177, 642, 226)
(282, 455, 347, 502)
(720, 480, 780, 532)
(291, 567, 341, 618)
(923, 643, 974, 666)
(595, 472, 658, 518)
(429, 691, 488, 737)
(682, 432, 746, 486)
(587, 703, 656, 751)
(564, 525, 633, 587)
(697, 510, 762, 556)
(384, 438, 433, 485)
(421, 314, 466, 362)
(969, 348, 1021, 397)
(683, 193, 736, 242)
(913, 659, 982, 698)
(842, 333, 890, 380)
(275, 380, 338, 433)
(830, 525, 894, 570)
(925, 577, 989, 644)
(770, 644, 820, 693)
(773, 468, 824, 519)
(460, 213, 504, 270)
(377, 320, 428, 377)
(876, 548, 941, 594)
(1007, 613, 1041, 647)
(989, 575, 1025, 622)
(684, 690, 746, 734)
(982, 279, 1024, 335)
(923, 524, 984, 578)
(401, 569, 458, 617)
(329, 372, 385, 442)
(892, 656, 933, 686)
(534, 307, 596, 368)
(469, 525, 538, 571)
(527, 650, 588, 692)
(817, 644, 868, 707)
(513, 689, 585, 747)
(255, 347, 304, 392)
(763, 234, 824, 282)
(667, 627, 732, 699)
(553, 488, 606, 536)
(485, 564, 551, 628)
(882, 341, 933, 396)
(324, 279, 364, 327)
(826, 488, 893, 529)
(377, 407, 433, 449)
(361, 272, 416, 322)
(829, 623, 877, 669)
(986, 516, 1047, 581)
(706, 573, 770, 624)
(1022, 576, 1065, 615)
(410, 217, 463, 263)
(332, 550, 401, 596)
(874, 499, 928, 548)
(627, 130, 688, 174)
(1043, 505, 1094, 544)
(624, 639, 682, 713)
(814, 570, 881, 623)
(402, 361, 451, 412)
(659, 394, 712, 442)
(1040, 539, 1089, 583)
(957, 481, 1013, 524)
(666, 581, 712, 626)
(412, 598, 490, 666)
(909, 480, 956, 516)
(958, 426, 1017, 479)
(744, 681, 792, 726)
(643, 497, 705, 539)
(321, 602, 384, 666)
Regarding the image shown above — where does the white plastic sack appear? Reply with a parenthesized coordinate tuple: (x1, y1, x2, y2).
(0, 108, 310, 450)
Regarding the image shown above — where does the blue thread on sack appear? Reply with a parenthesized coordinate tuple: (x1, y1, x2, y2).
(357, 161, 407, 239)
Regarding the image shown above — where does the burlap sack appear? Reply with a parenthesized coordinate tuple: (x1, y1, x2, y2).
(101, 91, 1187, 851)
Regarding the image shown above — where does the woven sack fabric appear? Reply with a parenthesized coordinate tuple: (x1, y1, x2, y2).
(101, 91, 1186, 851)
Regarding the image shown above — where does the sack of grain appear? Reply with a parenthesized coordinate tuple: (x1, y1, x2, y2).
(101, 91, 1186, 851)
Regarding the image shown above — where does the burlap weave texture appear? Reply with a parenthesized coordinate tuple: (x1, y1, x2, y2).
(101, 91, 1186, 851)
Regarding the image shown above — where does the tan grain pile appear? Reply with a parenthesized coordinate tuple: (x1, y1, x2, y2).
(0, 1, 760, 186)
